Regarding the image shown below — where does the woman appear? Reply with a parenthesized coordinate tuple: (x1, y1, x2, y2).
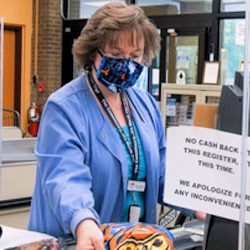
(28, 2, 203, 249)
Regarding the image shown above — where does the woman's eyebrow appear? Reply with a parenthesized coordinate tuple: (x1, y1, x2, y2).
(111, 45, 143, 51)
(111, 47, 121, 51)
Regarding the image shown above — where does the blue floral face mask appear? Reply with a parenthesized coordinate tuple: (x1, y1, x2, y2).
(96, 50, 144, 93)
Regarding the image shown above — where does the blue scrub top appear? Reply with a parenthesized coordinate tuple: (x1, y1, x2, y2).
(28, 74, 193, 238)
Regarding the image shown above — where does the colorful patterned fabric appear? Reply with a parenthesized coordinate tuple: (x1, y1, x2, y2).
(101, 223, 174, 250)
(96, 53, 144, 93)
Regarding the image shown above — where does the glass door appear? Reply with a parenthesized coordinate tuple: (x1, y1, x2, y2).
(166, 28, 206, 85)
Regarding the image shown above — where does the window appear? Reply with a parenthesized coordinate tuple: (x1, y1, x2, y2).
(65, 0, 126, 19)
(219, 19, 245, 85)
(221, 0, 245, 12)
(137, 0, 212, 15)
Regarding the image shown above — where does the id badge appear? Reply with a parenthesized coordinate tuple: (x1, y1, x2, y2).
(127, 180, 146, 192)
(129, 205, 141, 223)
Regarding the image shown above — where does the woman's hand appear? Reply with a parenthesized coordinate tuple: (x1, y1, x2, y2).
(76, 219, 104, 250)
(194, 211, 206, 222)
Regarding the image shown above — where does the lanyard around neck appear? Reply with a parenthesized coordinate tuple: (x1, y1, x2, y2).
(87, 72, 139, 180)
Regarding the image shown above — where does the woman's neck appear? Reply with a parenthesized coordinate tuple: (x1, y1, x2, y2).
(87, 71, 130, 127)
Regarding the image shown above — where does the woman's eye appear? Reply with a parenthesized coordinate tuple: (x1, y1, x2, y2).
(111, 53, 122, 57)
(131, 55, 140, 60)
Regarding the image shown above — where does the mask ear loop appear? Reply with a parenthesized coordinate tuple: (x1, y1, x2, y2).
(92, 50, 103, 73)
(92, 63, 98, 73)
(98, 50, 104, 57)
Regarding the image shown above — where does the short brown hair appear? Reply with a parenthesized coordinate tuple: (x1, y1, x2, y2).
(72, 2, 161, 72)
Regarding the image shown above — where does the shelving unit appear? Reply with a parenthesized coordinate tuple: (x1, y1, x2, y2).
(160, 83, 222, 133)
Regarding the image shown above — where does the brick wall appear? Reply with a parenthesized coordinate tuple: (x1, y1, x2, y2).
(31, 0, 62, 111)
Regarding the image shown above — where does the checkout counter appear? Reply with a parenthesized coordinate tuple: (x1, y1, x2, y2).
(0, 220, 205, 249)
(0, 127, 37, 229)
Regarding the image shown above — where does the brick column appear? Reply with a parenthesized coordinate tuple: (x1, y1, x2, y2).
(31, 0, 62, 110)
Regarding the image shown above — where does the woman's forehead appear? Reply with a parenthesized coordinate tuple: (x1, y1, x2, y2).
(105, 30, 144, 50)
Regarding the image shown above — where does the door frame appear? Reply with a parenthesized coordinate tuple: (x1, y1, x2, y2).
(4, 26, 22, 114)
(61, 19, 87, 85)
(149, 14, 212, 99)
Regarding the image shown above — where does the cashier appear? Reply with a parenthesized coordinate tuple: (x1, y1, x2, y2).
(28, 2, 205, 250)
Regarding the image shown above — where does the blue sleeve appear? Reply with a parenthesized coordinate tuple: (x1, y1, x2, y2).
(35, 98, 100, 237)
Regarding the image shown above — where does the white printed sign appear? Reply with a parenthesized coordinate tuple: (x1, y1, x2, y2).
(164, 126, 250, 223)
(235, 20, 245, 46)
